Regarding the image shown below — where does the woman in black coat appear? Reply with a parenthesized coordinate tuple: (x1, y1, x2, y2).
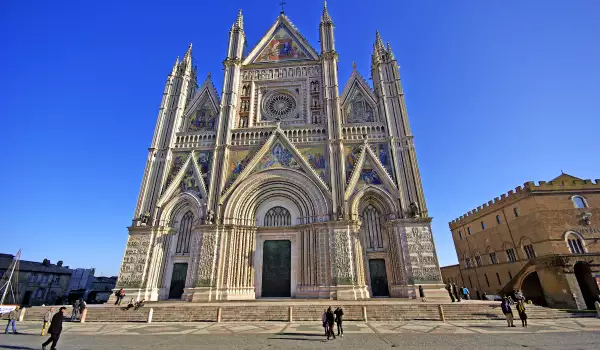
(42, 307, 66, 350)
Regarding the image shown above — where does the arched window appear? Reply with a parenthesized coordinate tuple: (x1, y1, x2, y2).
(264, 206, 291, 227)
(176, 211, 194, 254)
(572, 196, 587, 209)
(361, 204, 383, 250)
(565, 231, 586, 254)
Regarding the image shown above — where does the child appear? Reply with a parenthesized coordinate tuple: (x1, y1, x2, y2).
(516, 300, 527, 327)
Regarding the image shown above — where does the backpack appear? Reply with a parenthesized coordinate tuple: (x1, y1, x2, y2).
(114, 290, 120, 297)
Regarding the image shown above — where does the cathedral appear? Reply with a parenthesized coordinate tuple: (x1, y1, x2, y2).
(116, 3, 447, 302)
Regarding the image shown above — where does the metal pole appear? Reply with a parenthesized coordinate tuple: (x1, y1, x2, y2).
(1, 250, 21, 305)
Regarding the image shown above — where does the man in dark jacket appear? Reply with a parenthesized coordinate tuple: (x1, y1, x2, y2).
(334, 307, 344, 337)
(325, 307, 335, 340)
(42, 306, 66, 350)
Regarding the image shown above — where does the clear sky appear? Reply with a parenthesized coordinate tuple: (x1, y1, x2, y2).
(1, 0, 599, 277)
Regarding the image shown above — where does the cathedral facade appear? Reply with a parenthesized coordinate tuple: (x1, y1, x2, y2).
(116, 4, 447, 302)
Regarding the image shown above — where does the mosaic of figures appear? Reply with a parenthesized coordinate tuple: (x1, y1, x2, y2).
(188, 101, 217, 132)
(344, 88, 375, 123)
(371, 143, 394, 180)
(345, 146, 362, 180)
(227, 149, 253, 187)
(163, 153, 188, 192)
(118, 235, 151, 288)
(241, 65, 321, 81)
(358, 168, 382, 185)
(299, 146, 328, 182)
(255, 143, 301, 171)
(180, 168, 200, 195)
(255, 26, 309, 63)
(196, 151, 212, 188)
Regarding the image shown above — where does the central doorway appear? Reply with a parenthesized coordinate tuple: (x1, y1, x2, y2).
(369, 259, 390, 297)
(169, 263, 188, 299)
(262, 240, 291, 297)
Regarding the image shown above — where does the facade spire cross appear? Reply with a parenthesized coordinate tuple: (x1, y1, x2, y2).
(280, 0, 287, 13)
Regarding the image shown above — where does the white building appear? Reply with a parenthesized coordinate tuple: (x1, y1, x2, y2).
(116, 4, 447, 302)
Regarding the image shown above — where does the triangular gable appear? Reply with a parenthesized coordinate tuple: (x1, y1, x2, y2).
(182, 75, 220, 132)
(158, 152, 208, 207)
(340, 69, 379, 123)
(345, 142, 397, 200)
(244, 14, 319, 65)
(222, 125, 331, 200)
(550, 173, 582, 182)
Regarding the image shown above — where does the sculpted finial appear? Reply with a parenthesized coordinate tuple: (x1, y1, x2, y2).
(352, 61, 357, 72)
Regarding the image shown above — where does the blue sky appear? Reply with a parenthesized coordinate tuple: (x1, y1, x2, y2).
(1, 0, 599, 276)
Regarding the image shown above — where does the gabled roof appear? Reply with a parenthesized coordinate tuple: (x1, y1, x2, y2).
(550, 173, 582, 182)
(243, 14, 319, 65)
(340, 66, 377, 107)
(184, 73, 220, 118)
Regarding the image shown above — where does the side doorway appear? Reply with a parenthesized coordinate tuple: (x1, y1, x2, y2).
(369, 259, 390, 297)
(168, 263, 188, 299)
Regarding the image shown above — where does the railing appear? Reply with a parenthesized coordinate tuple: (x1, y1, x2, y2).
(342, 124, 387, 141)
(174, 132, 217, 149)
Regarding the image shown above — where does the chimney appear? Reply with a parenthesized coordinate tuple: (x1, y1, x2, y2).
(57, 261, 63, 267)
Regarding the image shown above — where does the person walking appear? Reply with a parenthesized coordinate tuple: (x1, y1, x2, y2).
(463, 286, 470, 300)
(41, 307, 54, 336)
(501, 297, 515, 327)
(516, 300, 528, 327)
(79, 299, 87, 320)
(4, 306, 19, 334)
(325, 307, 336, 340)
(334, 306, 344, 337)
(71, 299, 80, 321)
(322, 309, 327, 336)
(419, 285, 427, 302)
(445, 283, 455, 302)
(42, 306, 66, 350)
(452, 283, 461, 302)
(114, 288, 126, 305)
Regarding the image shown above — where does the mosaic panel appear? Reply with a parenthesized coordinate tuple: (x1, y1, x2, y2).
(255, 143, 301, 171)
(227, 149, 252, 187)
(163, 153, 188, 192)
(196, 151, 212, 188)
(299, 146, 328, 183)
(345, 145, 362, 179)
(255, 26, 309, 63)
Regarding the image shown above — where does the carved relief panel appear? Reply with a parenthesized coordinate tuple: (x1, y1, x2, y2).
(404, 226, 442, 282)
(118, 234, 152, 288)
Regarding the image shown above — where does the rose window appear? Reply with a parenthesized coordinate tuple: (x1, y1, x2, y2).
(263, 92, 297, 121)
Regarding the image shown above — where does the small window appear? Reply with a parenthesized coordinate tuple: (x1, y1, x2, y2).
(53, 276, 60, 284)
(496, 215, 502, 224)
(468, 276, 473, 288)
(568, 238, 585, 254)
(506, 248, 517, 263)
(475, 256, 482, 266)
(513, 207, 520, 217)
(481, 221, 486, 230)
(496, 272, 502, 285)
(524, 244, 536, 259)
(41, 275, 48, 284)
(485, 273, 490, 287)
(28, 274, 36, 283)
(458, 231, 463, 240)
(508, 271, 513, 280)
(572, 196, 587, 209)
(489, 252, 498, 264)
(465, 258, 472, 268)
(467, 227, 472, 235)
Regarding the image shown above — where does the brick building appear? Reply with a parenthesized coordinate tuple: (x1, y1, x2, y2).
(441, 174, 600, 309)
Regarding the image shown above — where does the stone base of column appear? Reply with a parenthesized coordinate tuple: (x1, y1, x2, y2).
(389, 285, 414, 298)
(185, 287, 218, 302)
(334, 285, 370, 300)
(295, 286, 334, 299)
(218, 287, 256, 301)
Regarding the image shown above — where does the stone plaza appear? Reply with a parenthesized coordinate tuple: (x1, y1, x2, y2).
(2, 318, 600, 349)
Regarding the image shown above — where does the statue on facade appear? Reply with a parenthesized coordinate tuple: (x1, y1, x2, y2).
(582, 212, 592, 225)
(409, 202, 420, 218)
(336, 206, 344, 220)
(140, 212, 151, 225)
(204, 210, 214, 225)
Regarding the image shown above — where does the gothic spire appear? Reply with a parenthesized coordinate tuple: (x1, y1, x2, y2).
(386, 42, 396, 61)
(375, 30, 385, 51)
(183, 43, 193, 63)
(232, 9, 244, 30)
(321, 1, 333, 24)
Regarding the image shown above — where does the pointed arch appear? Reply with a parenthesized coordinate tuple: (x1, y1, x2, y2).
(160, 192, 204, 226)
(345, 143, 397, 200)
(349, 185, 399, 221)
(158, 152, 208, 207)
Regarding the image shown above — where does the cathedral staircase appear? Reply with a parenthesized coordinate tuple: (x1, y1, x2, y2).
(15, 300, 595, 323)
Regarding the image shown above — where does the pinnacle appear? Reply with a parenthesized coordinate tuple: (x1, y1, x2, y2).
(321, 1, 333, 23)
(234, 9, 244, 30)
(183, 43, 193, 62)
(375, 30, 385, 50)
